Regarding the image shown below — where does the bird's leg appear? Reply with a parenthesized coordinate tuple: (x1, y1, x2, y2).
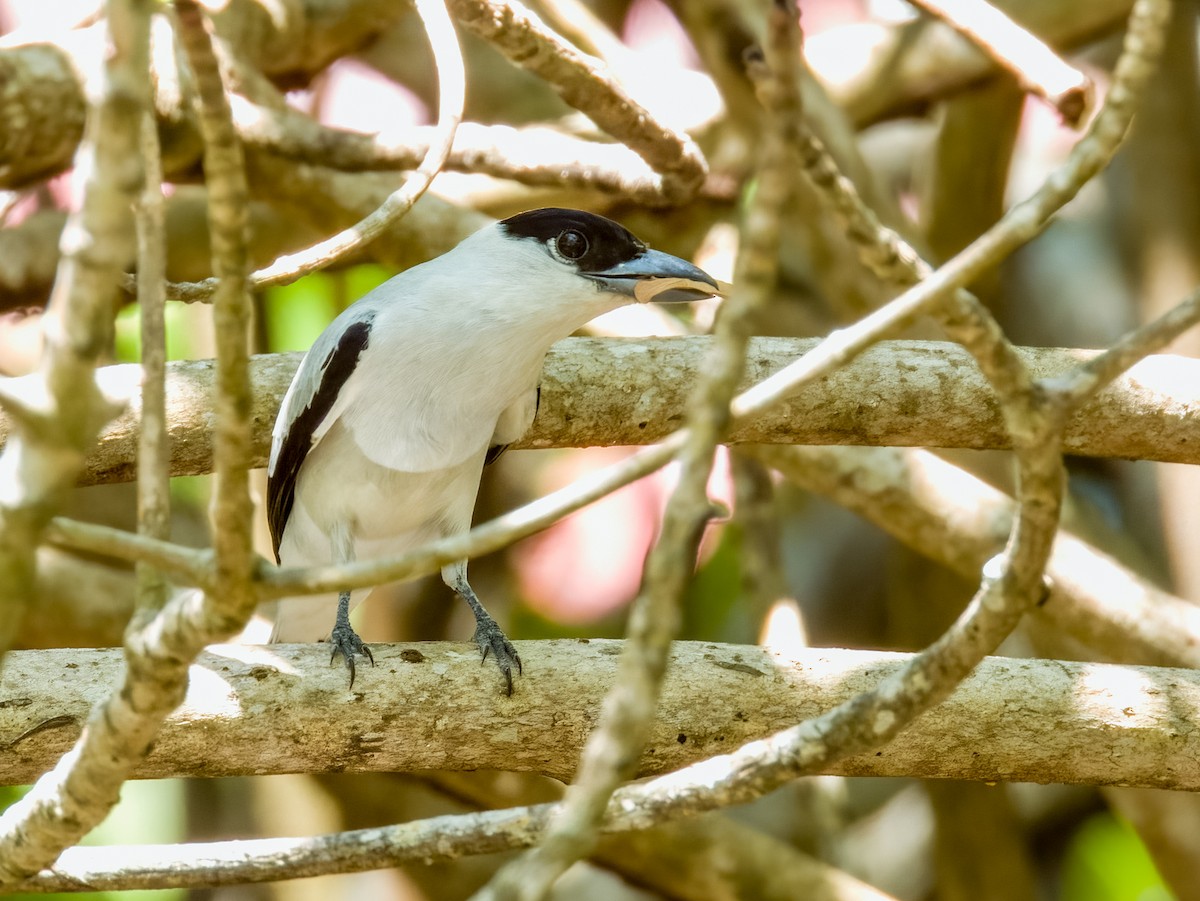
(328, 522, 373, 687)
(445, 561, 522, 696)
(329, 589, 374, 688)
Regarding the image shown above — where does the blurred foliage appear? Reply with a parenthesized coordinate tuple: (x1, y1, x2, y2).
(681, 523, 747, 641)
(1061, 813, 1174, 901)
(114, 302, 212, 364)
(263, 265, 395, 352)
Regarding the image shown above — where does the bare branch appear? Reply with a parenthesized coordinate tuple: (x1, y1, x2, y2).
(906, 0, 1093, 124)
(173, 0, 255, 623)
(43, 517, 211, 587)
(231, 102, 674, 202)
(429, 771, 898, 901)
(8, 643, 1200, 890)
(133, 104, 170, 619)
(1054, 284, 1200, 409)
(3, 641, 1192, 787)
(820, 0, 1134, 126)
(13, 339, 1200, 490)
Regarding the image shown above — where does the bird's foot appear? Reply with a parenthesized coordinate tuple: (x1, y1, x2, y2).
(329, 620, 375, 689)
(473, 617, 522, 696)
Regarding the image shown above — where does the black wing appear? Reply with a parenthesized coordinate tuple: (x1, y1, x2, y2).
(267, 316, 374, 562)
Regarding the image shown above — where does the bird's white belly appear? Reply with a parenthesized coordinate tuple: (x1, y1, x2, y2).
(270, 420, 488, 643)
(281, 419, 487, 563)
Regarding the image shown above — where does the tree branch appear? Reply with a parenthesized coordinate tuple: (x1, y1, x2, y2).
(427, 770, 900, 901)
(2, 642, 1196, 790)
(820, 0, 1133, 126)
(905, 0, 1092, 124)
(7, 641, 1200, 891)
(9, 338, 1200, 490)
(9, 340, 1200, 494)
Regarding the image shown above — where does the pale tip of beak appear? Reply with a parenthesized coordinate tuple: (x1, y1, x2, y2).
(632, 277, 733, 303)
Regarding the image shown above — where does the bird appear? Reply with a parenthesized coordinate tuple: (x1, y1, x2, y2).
(266, 208, 719, 694)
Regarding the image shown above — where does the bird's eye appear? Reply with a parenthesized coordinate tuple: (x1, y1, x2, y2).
(556, 229, 589, 261)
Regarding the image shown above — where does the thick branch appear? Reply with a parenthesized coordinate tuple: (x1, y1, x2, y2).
(13, 338, 1198, 487)
(1, 642, 1197, 791)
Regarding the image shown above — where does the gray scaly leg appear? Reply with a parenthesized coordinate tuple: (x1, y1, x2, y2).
(448, 562, 522, 695)
(328, 522, 373, 687)
(329, 589, 374, 688)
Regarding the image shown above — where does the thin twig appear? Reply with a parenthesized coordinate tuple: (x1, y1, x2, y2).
(157, 0, 464, 302)
(230, 104, 670, 201)
(530, 0, 626, 61)
(730, 451, 790, 629)
(1054, 283, 1200, 409)
(907, 0, 1093, 125)
(43, 517, 211, 588)
(264, 436, 680, 597)
(133, 103, 170, 623)
(427, 771, 899, 901)
(174, 0, 255, 626)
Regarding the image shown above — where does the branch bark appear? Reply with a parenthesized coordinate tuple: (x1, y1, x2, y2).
(2, 642, 1197, 791)
(11, 338, 1197, 488)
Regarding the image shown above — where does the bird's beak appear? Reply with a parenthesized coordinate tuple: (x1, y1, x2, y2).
(584, 249, 720, 303)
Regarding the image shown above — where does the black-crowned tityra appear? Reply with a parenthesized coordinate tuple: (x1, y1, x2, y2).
(267, 208, 719, 693)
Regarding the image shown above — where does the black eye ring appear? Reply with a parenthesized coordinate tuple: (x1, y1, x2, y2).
(556, 229, 589, 261)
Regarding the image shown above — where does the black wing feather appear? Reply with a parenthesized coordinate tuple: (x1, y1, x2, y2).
(267, 316, 374, 562)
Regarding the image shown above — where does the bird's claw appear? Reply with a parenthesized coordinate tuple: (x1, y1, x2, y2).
(329, 622, 375, 688)
(473, 619, 522, 696)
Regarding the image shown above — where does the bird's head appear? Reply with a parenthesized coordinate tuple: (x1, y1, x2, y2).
(497, 208, 719, 305)
(446, 209, 718, 328)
